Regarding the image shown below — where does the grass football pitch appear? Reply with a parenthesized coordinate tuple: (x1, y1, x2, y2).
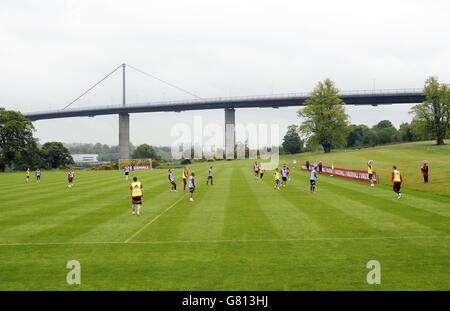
(0, 141, 449, 290)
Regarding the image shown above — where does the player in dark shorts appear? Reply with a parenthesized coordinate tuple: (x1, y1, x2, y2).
(35, 168, 41, 183)
(281, 164, 288, 187)
(206, 166, 213, 185)
(253, 162, 259, 179)
(168, 169, 177, 192)
(310, 167, 318, 193)
(259, 165, 265, 179)
(189, 172, 196, 202)
(124, 166, 130, 180)
(421, 161, 429, 183)
(130, 176, 143, 215)
(391, 166, 403, 199)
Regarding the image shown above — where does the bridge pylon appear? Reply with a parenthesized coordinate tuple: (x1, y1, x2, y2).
(119, 113, 130, 160)
(225, 108, 235, 159)
(118, 64, 130, 160)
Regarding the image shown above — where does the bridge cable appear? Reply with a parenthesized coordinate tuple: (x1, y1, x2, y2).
(63, 64, 123, 110)
(125, 64, 203, 100)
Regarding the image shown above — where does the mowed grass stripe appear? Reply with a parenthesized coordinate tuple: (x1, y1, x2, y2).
(173, 167, 232, 241)
(0, 169, 168, 219)
(27, 171, 184, 243)
(316, 173, 450, 234)
(221, 167, 281, 240)
(288, 170, 438, 236)
(275, 173, 386, 238)
(0, 170, 172, 243)
(123, 165, 220, 242)
(242, 167, 322, 238)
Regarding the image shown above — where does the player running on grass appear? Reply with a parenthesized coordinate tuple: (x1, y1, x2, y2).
(421, 161, 429, 184)
(206, 166, 213, 185)
(130, 176, 143, 216)
(286, 165, 291, 181)
(274, 168, 281, 190)
(253, 162, 259, 179)
(391, 165, 403, 199)
(25, 168, 30, 183)
(310, 166, 318, 193)
(368, 160, 375, 187)
(124, 165, 130, 180)
(259, 164, 265, 180)
(281, 164, 288, 187)
(182, 166, 189, 191)
(168, 169, 177, 192)
(189, 172, 196, 202)
(35, 168, 41, 183)
(67, 169, 75, 188)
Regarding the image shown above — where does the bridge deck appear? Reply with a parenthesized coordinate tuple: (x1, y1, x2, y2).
(23, 89, 424, 121)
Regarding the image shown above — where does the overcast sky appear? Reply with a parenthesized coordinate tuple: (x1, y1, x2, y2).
(1, 0, 449, 146)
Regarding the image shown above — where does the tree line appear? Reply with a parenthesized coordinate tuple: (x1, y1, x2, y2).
(0, 109, 169, 171)
(65, 143, 170, 161)
(0, 109, 74, 171)
(282, 76, 449, 154)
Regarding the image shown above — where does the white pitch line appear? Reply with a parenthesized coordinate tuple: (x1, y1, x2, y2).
(124, 195, 186, 243)
(0, 235, 449, 247)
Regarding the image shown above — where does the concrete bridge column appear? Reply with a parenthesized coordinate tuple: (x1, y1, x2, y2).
(225, 108, 235, 159)
(119, 113, 130, 160)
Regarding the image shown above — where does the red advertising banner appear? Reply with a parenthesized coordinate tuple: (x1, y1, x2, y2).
(301, 164, 377, 183)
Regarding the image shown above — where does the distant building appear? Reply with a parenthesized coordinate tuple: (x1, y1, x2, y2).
(71, 154, 99, 163)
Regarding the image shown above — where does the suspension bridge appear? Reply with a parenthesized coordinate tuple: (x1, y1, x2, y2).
(22, 64, 426, 159)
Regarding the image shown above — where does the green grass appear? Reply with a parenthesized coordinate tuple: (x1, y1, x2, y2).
(0, 141, 449, 290)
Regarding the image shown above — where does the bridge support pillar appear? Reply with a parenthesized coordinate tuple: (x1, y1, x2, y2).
(224, 108, 235, 159)
(119, 113, 130, 160)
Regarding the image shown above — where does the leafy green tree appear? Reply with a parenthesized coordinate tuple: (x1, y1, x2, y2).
(346, 124, 376, 148)
(372, 120, 399, 145)
(411, 76, 450, 145)
(282, 125, 304, 154)
(398, 122, 416, 142)
(41, 142, 74, 169)
(298, 79, 349, 153)
(132, 144, 161, 160)
(0, 108, 39, 171)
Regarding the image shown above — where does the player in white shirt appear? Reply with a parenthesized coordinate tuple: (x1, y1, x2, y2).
(188, 172, 196, 202)
(206, 166, 213, 185)
(124, 166, 130, 180)
(310, 167, 318, 193)
(281, 164, 288, 187)
(168, 169, 177, 192)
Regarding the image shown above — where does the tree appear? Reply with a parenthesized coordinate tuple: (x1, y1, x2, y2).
(0, 108, 39, 171)
(132, 144, 161, 160)
(410, 76, 450, 145)
(346, 124, 376, 148)
(398, 122, 416, 142)
(282, 125, 304, 154)
(298, 79, 349, 153)
(372, 120, 399, 145)
(41, 142, 74, 169)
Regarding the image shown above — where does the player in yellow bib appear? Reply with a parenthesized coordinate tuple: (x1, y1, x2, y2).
(367, 160, 375, 188)
(274, 168, 281, 190)
(182, 167, 189, 191)
(391, 166, 403, 199)
(129, 176, 143, 216)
